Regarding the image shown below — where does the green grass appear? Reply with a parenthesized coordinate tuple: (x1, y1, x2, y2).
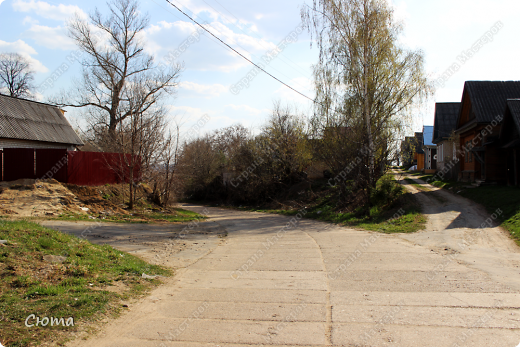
(0, 220, 171, 346)
(400, 169, 467, 191)
(248, 193, 425, 234)
(47, 208, 204, 224)
(404, 178, 430, 191)
(238, 175, 426, 234)
(458, 186, 520, 245)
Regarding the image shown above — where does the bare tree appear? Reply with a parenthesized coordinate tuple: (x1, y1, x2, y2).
(55, 0, 181, 144)
(0, 53, 35, 98)
(151, 126, 181, 207)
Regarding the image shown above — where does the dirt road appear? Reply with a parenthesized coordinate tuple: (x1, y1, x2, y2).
(44, 190, 520, 347)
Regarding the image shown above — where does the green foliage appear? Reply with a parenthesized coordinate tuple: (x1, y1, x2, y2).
(0, 220, 171, 346)
(371, 174, 404, 207)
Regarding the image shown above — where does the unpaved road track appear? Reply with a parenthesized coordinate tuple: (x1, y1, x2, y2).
(49, 186, 520, 346)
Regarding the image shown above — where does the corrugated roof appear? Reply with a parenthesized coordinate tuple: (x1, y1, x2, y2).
(433, 102, 460, 144)
(0, 94, 83, 146)
(463, 81, 520, 123)
(423, 126, 435, 146)
(414, 132, 424, 154)
(506, 99, 520, 133)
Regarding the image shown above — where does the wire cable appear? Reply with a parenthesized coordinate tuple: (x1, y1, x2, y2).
(164, 0, 316, 104)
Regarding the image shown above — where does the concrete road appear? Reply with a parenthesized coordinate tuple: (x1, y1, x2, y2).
(54, 197, 520, 346)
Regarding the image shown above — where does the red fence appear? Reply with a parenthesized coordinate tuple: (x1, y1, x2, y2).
(1, 148, 141, 186)
(67, 152, 141, 186)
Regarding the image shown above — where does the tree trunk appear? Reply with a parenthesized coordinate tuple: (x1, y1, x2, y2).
(129, 166, 134, 210)
(363, 1, 375, 208)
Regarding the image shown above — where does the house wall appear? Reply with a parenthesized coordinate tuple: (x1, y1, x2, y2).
(417, 154, 425, 171)
(458, 125, 506, 182)
(436, 140, 458, 180)
(485, 146, 507, 182)
(459, 133, 478, 181)
(506, 149, 520, 186)
(458, 92, 474, 128)
(0, 138, 75, 151)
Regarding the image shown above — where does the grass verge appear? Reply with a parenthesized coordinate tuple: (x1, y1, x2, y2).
(458, 186, 520, 245)
(0, 220, 171, 346)
(233, 175, 426, 234)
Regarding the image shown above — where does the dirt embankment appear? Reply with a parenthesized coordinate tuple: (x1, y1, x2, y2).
(0, 180, 137, 218)
(0, 179, 88, 217)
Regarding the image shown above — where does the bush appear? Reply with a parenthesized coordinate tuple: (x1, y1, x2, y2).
(371, 175, 403, 208)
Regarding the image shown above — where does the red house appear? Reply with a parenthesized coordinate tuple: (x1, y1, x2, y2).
(500, 99, 520, 185)
(455, 81, 520, 183)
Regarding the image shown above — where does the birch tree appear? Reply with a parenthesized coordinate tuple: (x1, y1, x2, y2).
(302, 0, 431, 206)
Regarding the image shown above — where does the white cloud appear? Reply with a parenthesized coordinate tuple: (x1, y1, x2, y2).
(274, 77, 314, 102)
(0, 0, 6, 6)
(225, 104, 265, 116)
(144, 20, 277, 73)
(22, 16, 39, 26)
(179, 81, 227, 98)
(168, 105, 207, 122)
(12, 0, 87, 21)
(0, 39, 47, 73)
(24, 25, 75, 50)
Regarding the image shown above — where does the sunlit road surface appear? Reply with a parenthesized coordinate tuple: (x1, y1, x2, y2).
(63, 201, 520, 347)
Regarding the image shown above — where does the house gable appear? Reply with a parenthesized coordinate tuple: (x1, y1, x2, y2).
(456, 81, 520, 130)
(433, 102, 460, 144)
(457, 89, 475, 129)
(500, 99, 520, 148)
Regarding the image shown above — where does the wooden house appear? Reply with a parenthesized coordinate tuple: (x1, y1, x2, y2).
(432, 102, 461, 180)
(422, 125, 437, 174)
(455, 81, 520, 183)
(0, 93, 83, 150)
(500, 99, 520, 185)
(414, 132, 425, 171)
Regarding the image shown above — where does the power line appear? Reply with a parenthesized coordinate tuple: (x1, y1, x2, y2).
(171, 0, 309, 92)
(164, 0, 316, 104)
(202, 0, 313, 79)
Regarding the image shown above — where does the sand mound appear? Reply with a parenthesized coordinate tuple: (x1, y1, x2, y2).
(0, 179, 88, 217)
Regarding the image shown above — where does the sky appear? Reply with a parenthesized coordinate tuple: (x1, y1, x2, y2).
(1, 0, 520, 137)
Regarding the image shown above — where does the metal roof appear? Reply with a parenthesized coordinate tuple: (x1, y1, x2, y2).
(422, 126, 435, 147)
(0, 94, 83, 146)
(500, 99, 520, 148)
(433, 102, 460, 144)
(462, 81, 520, 123)
(506, 99, 520, 133)
(414, 132, 424, 154)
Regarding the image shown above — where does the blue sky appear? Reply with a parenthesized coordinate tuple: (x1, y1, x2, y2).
(1, 0, 520, 137)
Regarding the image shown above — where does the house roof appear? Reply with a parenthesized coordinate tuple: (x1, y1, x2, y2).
(506, 99, 520, 132)
(423, 126, 435, 147)
(460, 81, 520, 124)
(433, 103, 460, 144)
(500, 99, 520, 148)
(414, 132, 424, 154)
(0, 94, 83, 146)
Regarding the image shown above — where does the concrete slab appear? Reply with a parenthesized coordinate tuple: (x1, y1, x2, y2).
(59, 202, 520, 347)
